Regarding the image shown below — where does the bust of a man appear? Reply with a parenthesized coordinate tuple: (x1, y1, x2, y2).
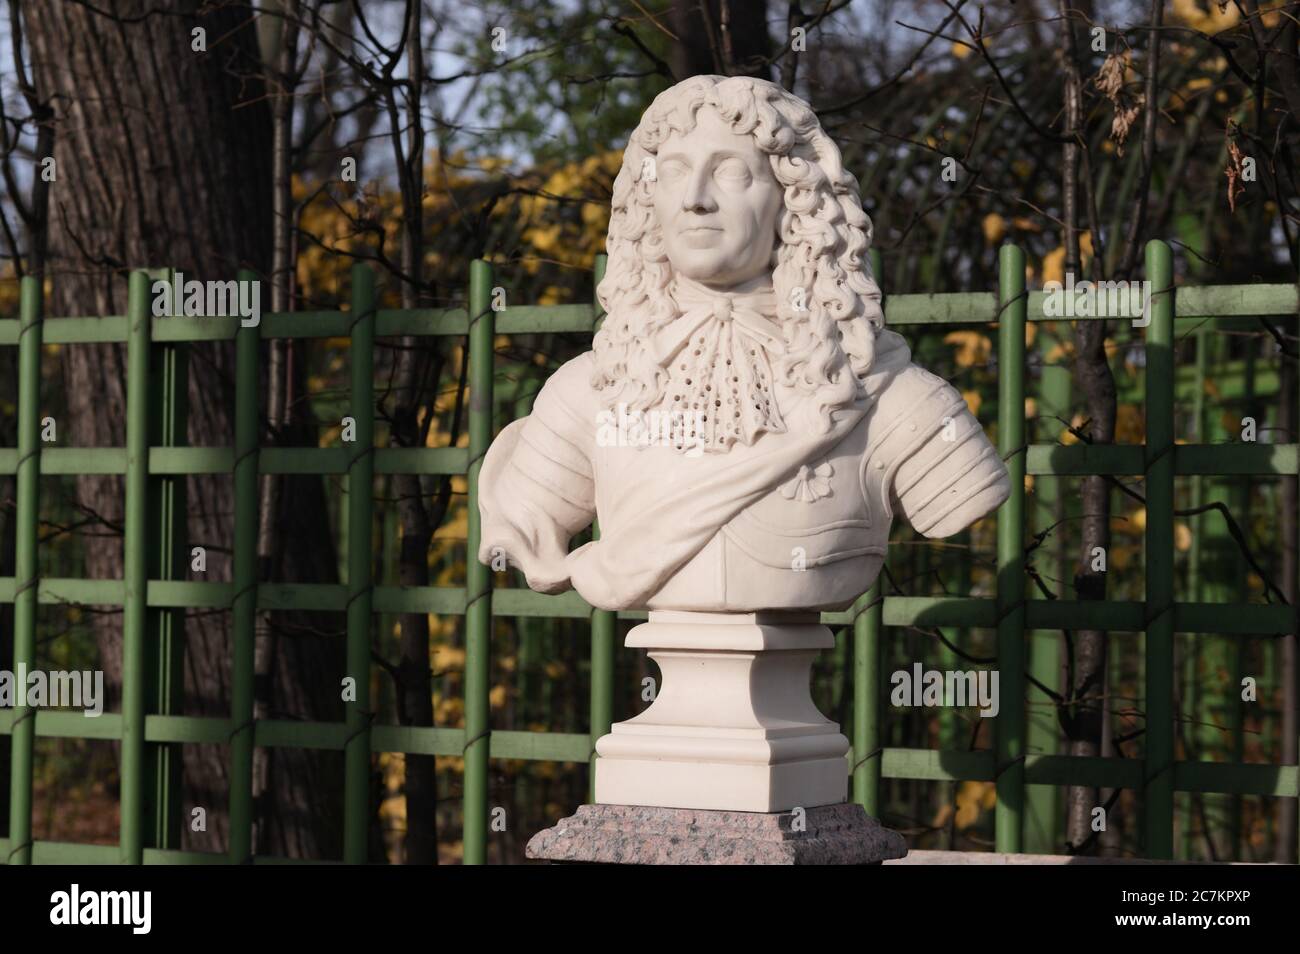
(479, 75, 1010, 612)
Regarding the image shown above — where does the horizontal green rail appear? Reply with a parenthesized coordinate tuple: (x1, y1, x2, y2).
(0, 446, 467, 475)
(2, 703, 1289, 799)
(0, 579, 1289, 635)
(3, 441, 1293, 478)
(0, 281, 1294, 346)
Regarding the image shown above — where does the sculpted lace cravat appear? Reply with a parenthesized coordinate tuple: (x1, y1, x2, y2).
(651, 279, 785, 453)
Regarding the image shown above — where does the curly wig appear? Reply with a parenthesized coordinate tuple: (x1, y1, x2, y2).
(591, 74, 884, 428)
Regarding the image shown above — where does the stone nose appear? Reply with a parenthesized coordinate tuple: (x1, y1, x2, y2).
(681, 165, 717, 213)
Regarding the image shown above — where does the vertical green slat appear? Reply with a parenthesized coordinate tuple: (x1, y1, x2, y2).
(145, 268, 187, 854)
(464, 260, 494, 864)
(1144, 239, 1175, 858)
(344, 264, 376, 864)
(121, 270, 152, 863)
(995, 243, 1026, 853)
(1025, 333, 1069, 854)
(855, 245, 885, 818)
(1182, 328, 1208, 859)
(1295, 289, 1300, 864)
(589, 254, 614, 803)
(6, 276, 42, 865)
(852, 583, 882, 816)
(229, 268, 260, 864)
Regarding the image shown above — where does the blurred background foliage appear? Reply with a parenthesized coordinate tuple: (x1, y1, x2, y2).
(0, 0, 1297, 863)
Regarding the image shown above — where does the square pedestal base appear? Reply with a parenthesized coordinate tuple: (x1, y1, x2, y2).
(595, 755, 847, 812)
(525, 802, 908, 865)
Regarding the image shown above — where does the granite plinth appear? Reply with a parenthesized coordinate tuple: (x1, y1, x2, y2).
(525, 802, 908, 865)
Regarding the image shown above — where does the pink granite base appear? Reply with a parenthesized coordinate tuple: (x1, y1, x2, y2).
(525, 802, 908, 865)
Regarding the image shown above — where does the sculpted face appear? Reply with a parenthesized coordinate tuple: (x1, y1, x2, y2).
(652, 106, 783, 289)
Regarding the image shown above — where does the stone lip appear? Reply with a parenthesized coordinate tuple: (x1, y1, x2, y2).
(526, 802, 907, 865)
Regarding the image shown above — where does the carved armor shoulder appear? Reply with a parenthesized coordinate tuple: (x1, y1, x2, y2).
(861, 362, 1010, 538)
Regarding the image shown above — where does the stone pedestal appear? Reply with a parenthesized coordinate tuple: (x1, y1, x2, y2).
(525, 803, 907, 865)
(526, 610, 906, 865)
(594, 610, 849, 812)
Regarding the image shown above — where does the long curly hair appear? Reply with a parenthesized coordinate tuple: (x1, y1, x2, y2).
(591, 75, 884, 427)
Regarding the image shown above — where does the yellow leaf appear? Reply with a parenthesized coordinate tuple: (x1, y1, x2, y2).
(1175, 522, 1192, 552)
(944, 330, 991, 368)
(1172, 0, 1240, 33)
(1115, 404, 1145, 444)
(1059, 412, 1087, 445)
(1042, 246, 1066, 285)
(1132, 506, 1147, 532)
(955, 780, 994, 829)
(962, 389, 982, 416)
(982, 212, 1006, 245)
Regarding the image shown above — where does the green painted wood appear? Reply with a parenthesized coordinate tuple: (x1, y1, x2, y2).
(1026, 443, 1298, 476)
(852, 582, 883, 816)
(228, 268, 261, 865)
(1024, 336, 1070, 854)
(6, 440, 1294, 480)
(120, 270, 153, 864)
(0, 280, 1294, 345)
(855, 246, 886, 820)
(497, 303, 597, 335)
(463, 260, 494, 865)
(5, 276, 41, 866)
(995, 243, 1027, 853)
(1, 577, 1288, 635)
(343, 264, 376, 864)
(1144, 239, 1176, 859)
(143, 267, 187, 854)
(0, 710, 123, 739)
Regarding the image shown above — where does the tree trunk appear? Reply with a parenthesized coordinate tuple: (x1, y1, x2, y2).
(668, 0, 771, 80)
(24, 0, 346, 859)
(388, 0, 439, 864)
(1058, 0, 1118, 853)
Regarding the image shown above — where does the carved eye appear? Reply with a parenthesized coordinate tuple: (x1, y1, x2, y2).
(715, 158, 751, 183)
(659, 158, 689, 180)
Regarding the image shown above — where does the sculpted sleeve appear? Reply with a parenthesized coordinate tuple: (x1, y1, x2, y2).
(865, 362, 1010, 539)
(477, 355, 598, 593)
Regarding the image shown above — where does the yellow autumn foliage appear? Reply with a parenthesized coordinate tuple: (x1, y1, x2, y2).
(1041, 233, 1094, 285)
(517, 149, 622, 274)
(982, 213, 1006, 245)
(1171, 0, 1240, 33)
(945, 330, 991, 368)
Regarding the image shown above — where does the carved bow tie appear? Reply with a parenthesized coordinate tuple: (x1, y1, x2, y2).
(651, 280, 787, 454)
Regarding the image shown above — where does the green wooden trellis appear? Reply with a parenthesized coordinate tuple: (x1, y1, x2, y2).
(1, 239, 1297, 864)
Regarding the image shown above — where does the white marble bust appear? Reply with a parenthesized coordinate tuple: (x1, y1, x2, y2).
(479, 75, 1010, 612)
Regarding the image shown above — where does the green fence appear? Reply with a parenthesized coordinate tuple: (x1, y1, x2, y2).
(1, 240, 1297, 864)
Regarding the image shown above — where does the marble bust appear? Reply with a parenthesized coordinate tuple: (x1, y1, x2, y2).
(503, 77, 1011, 838)
(479, 75, 1010, 613)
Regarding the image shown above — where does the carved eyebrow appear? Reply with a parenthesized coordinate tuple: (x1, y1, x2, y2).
(657, 148, 755, 166)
